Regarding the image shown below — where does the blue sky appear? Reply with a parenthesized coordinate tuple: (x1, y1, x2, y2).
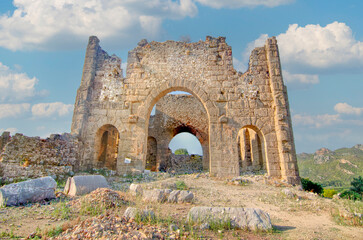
(0, 0, 362, 154)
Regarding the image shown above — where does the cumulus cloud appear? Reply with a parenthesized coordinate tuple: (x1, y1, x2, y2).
(277, 22, 363, 72)
(194, 0, 294, 8)
(244, 22, 363, 74)
(334, 103, 363, 115)
(0, 0, 198, 50)
(31, 102, 73, 118)
(0, 62, 43, 102)
(233, 57, 247, 72)
(293, 114, 341, 128)
(0, 103, 30, 119)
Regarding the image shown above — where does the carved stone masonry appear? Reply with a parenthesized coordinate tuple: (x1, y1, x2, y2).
(71, 36, 300, 184)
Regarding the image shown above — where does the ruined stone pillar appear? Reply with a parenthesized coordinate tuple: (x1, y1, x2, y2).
(265, 37, 300, 185)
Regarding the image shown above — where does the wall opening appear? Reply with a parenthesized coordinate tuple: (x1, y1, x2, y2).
(238, 126, 266, 174)
(145, 136, 157, 171)
(146, 90, 209, 173)
(95, 124, 119, 170)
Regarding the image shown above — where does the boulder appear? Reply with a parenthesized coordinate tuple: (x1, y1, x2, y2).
(178, 190, 194, 203)
(64, 175, 109, 196)
(123, 207, 155, 221)
(143, 189, 171, 203)
(167, 190, 194, 203)
(187, 207, 272, 231)
(129, 183, 143, 196)
(0, 176, 57, 207)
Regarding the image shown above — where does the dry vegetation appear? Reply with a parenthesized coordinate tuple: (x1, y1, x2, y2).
(0, 173, 362, 239)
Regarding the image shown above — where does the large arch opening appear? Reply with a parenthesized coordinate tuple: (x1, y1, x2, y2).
(237, 126, 267, 174)
(94, 124, 120, 170)
(146, 89, 209, 173)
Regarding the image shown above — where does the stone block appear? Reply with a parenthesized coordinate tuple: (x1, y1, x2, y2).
(64, 175, 109, 196)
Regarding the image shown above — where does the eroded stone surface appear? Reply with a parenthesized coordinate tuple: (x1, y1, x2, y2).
(70, 35, 300, 184)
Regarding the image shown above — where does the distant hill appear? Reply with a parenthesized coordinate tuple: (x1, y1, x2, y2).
(297, 144, 363, 188)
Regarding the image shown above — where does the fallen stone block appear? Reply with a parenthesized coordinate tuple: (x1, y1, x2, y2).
(143, 189, 171, 203)
(64, 175, 109, 196)
(178, 190, 194, 203)
(187, 207, 272, 231)
(123, 207, 155, 221)
(167, 190, 194, 203)
(0, 176, 57, 207)
(129, 183, 143, 196)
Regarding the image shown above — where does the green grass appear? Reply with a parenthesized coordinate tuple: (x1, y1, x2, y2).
(175, 180, 188, 190)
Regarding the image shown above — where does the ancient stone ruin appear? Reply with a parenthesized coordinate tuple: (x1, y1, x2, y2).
(71, 36, 300, 184)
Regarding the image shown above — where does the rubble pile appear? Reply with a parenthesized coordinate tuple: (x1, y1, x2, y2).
(49, 214, 173, 239)
(162, 154, 203, 174)
(69, 188, 128, 209)
(0, 133, 79, 182)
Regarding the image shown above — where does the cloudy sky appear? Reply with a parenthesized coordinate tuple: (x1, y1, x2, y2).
(0, 0, 362, 154)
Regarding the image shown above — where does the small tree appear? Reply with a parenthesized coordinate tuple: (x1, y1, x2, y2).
(350, 176, 363, 195)
(301, 178, 323, 195)
(174, 148, 189, 155)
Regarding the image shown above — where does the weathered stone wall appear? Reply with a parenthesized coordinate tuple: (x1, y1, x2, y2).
(71, 36, 300, 184)
(0, 133, 79, 182)
(148, 94, 209, 170)
(160, 154, 203, 174)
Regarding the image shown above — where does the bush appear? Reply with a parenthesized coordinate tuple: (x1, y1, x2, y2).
(175, 180, 188, 190)
(350, 176, 363, 195)
(340, 190, 362, 201)
(323, 188, 338, 198)
(301, 178, 323, 194)
(174, 148, 189, 155)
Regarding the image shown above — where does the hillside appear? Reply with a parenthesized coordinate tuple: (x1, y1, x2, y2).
(297, 144, 363, 188)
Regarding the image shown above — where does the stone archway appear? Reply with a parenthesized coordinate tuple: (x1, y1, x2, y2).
(94, 124, 120, 170)
(146, 93, 210, 172)
(238, 125, 267, 174)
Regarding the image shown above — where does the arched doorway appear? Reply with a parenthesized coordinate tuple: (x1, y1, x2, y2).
(145, 136, 157, 171)
(94, 124, 120, 170)
(146, 90, 209, 172)
(238, 126, 266, 174)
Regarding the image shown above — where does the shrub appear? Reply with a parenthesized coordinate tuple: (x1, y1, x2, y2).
(174, 148, 189, 155)
(340, 190, 362, 201)
(301, 178, 323, 194)
(323, 189, 338, 198)
(350, 176, 363, 195)
(175, 180, 188, 190)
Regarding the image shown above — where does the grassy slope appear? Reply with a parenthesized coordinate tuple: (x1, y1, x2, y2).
(297, 146, 363, 188)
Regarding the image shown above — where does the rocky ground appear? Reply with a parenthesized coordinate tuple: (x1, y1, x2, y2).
(0, 172, 362, 239)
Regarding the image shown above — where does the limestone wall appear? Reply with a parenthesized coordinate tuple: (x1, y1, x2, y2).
(0, 133, 79, 182)
(71, 36, 300, 184)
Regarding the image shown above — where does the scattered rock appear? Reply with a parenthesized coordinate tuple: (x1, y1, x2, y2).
(282, 188, 295, 199)
(143, 189, 172, 203)
(0, 176, 56, 207)
(64, 175, 109, 196)
(187, 207, 272, 231)
(178, 190, 194, 203)
(124, 207, 155, 221)
(129, 183, 143, 196)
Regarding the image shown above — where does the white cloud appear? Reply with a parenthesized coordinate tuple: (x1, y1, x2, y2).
(0, 103, 30, 119)
(32, 102, 73, 118)
(195, 0, 294, 8)
(282, 70, 319, 85)
(244, 22, 363, 73)
(0, 62, 41, 102)
(334, 103, 363, 115)
(0, 0, 198, 50)
(0, 127, 18, 135)
(293, 114, 341, 128)
(277, 22, 363, 71)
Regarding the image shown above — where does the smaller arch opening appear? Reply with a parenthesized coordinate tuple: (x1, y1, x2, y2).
(95, 124, 120, 170)
(159, 132, 203, 174)
(238, 126, 266, 174)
